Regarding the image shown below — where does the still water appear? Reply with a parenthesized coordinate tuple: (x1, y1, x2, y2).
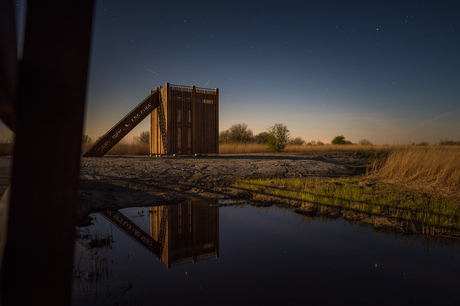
(73, 200, 460, 306)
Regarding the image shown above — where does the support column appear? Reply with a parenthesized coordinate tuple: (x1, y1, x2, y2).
(192, 86, 197, 154)
(215, 88, 219, 154)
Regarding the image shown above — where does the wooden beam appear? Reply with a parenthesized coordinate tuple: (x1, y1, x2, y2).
(1, 2, 94, 306)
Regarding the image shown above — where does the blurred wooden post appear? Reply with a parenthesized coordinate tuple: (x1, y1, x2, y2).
(192, 85, 197, 153)
(215, 88, 219, 154)
(0, 2, 94, 306)
(0, 0, 17, 132)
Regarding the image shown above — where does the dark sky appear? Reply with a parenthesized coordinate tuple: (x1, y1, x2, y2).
(5, 0, 460, 145)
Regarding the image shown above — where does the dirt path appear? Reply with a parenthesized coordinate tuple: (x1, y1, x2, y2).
(79, 152, 367, 212)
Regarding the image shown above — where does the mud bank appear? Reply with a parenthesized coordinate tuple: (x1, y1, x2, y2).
(79, 152, 367, 213)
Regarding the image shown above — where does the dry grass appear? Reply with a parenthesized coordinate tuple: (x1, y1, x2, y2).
(219, 143, 268, 154)
(106, 141, 149, 155)
(81, 142, 392, 155)
(82, 141, 149, 156)
(0, 136, 14, 156)
(284, 144, 388, 153)
(219, 143, 391, 154)
(370, 146, 460, 197)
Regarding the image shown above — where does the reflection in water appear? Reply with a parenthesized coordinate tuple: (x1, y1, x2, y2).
(73, 200, 219, 301)
(73, 201, 460, 306)
(99, 200, 219, 268)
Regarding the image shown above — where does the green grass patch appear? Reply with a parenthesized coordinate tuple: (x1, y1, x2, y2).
(234, 177, 460, 237)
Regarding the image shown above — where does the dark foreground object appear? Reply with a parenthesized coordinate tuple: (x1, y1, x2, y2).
(0, 2, 94, 306)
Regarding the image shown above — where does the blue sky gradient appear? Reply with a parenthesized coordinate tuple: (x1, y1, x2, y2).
(4, 0, 459, 145)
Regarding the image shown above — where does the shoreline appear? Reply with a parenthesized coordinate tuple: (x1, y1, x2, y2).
(79, 152, 366, 215)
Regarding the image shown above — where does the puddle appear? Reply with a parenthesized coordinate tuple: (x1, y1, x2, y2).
(73, 200, 460, 305)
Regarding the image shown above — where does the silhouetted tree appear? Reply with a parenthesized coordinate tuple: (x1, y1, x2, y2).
(219, 123, 253, 144)
(254, 131, 271, 144)
(289, 137, 305, 146)
(358, 139, 373, 146)
(82, 134, 92, 144)
(134, 131, 150, 144)
(267, 123, 290, 152)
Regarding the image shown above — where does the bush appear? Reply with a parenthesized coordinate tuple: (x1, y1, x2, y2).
(267, 123, 290, 152)
(289, 137, 305, 146)
(254, 131, 271, 144)
(331, 135, 347, 145)
(219, 123, 253, 144)
(439, 139, 460, 146)
(82, 134, 92, 144)
(358, 139, 373, 146)
(134, 131, 150, 144)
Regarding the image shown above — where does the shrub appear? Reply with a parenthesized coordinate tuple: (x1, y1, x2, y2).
(439, 139, 460, 146)
(82, 134, 92, 144)
(289, 137, 305, 146)
(331, 135, 347, 145)
(266, 123, 290, 152)
(358, 139, 373, 146)
(219, 123, 253, 144)
(253, 131, 271, 144)
(134, 131, 150, 144)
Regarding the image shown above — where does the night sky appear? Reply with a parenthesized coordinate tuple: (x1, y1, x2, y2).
(5, 0, 460, 145)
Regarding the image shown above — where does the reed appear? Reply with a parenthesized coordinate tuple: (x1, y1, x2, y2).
(370, 146, 460, 196)
(82, 140, 149, 155)
(219, 143, 392, 154)
(235, 177, 460, 237)
(219, 143, 268, 154)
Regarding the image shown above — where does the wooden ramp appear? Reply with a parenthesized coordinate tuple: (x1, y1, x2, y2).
(82, 89, 161, 157)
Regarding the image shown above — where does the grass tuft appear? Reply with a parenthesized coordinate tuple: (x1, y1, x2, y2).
(234, 177, 460, 237)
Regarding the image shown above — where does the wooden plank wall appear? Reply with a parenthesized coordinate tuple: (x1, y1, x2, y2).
(150, 83, 218, 155)
(149, 87, 164, 154)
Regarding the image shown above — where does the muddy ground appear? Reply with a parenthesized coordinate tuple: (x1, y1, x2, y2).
(79, 152, 368, 213)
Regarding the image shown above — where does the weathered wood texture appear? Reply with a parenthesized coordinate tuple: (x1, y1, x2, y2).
(150, 83, 219, 155)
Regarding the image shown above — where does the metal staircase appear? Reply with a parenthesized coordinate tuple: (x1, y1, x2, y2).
(82, 89, 161, 157)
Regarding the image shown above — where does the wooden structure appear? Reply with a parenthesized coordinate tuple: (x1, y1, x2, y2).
(99, 201, 219, 269)
(150, 83, 219, 155)
(82, 82, 219, 157)
(149, 201, 219, 268)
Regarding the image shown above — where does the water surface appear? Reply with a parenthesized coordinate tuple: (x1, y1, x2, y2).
(73, 200, 460, 305)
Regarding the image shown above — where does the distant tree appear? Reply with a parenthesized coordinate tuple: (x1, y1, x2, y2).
(417, 141, 429, 146)
(289, 137, 305, 146)
(439, 139, 460, 146)
(316, 140, 324, 146)
(267, 123, 290, 152)
(219, 123, 253, 144)
(82, 134, 92, 144)
(219, 130, 231, 143)
(331, 135, 347, 145)
(358, 139, 373, 146)
(134, 131, 150, 144)
(254, 131, 271, 144)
